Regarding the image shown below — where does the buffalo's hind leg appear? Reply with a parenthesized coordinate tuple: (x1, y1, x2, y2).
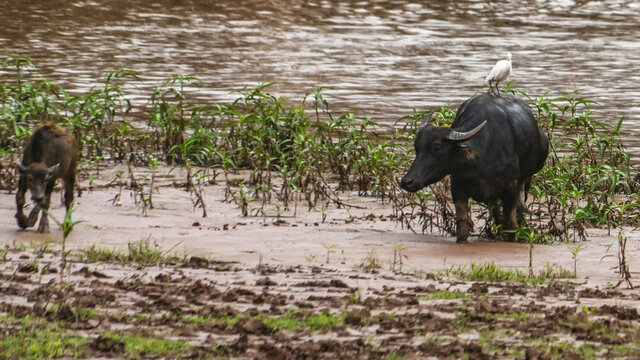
(517, 182, 528, 223)
(489, 201, 503, 226)
(485, 201, 503, 239)
(501, 184, 520, 241)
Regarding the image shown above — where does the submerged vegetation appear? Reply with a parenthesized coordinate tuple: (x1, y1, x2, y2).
(1, 53, 639, 248)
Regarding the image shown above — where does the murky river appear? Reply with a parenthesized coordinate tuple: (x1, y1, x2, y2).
(1, 0, 639, 138)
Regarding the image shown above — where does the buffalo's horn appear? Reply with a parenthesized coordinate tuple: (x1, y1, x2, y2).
(417, 108, 437, 130)
(446, 120, 487, 141)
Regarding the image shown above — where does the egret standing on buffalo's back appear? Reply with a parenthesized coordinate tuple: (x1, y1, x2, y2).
(485, 52, 512, 97)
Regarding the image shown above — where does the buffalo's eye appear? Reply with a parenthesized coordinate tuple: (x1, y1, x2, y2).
(431, 144, 441, 152)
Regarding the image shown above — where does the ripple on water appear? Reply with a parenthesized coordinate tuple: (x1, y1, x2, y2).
(0, 0, 638, 156)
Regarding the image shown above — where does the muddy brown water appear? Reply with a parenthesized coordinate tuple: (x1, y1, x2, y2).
(1, 0, 639, 139)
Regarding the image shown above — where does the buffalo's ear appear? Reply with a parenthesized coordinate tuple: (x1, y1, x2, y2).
(16, 164, 28, 174)
(47, 163, 60, 176)
(457, 144, 479, 161)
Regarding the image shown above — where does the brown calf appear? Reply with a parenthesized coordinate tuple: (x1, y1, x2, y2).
(16, 123, 78, 233)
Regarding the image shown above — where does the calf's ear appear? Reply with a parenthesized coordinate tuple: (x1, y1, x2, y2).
(47, 163, 60, 176)
(16, 164, 28, 174)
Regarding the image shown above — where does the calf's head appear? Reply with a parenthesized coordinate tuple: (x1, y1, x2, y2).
(17, 163, 59, 204)
(400, 121, 486, 192)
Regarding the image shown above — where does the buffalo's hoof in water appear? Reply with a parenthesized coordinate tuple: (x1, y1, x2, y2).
(503, 233, 516, 242)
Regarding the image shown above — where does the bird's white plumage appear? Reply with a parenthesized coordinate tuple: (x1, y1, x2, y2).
(485, 53, 512, 84)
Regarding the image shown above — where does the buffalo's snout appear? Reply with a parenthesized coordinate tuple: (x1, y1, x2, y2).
(399, 176, 416, 192)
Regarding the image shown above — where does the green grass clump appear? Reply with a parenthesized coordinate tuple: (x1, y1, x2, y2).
(127, 238, 168, 267)
(613, 341, 640, 357)
(382, 353, 407, 360)
(441, 261, 551, 285)
(259, 309, 347, 332)
(98, 332, 190, 358)
(79, 244, 127, 263)
(182, 313, 242, 329)
(423, 290, 470, 301)
(532, 339, 598, 360)
(0, 330, 87, 360)
(75, 239, 182, 267)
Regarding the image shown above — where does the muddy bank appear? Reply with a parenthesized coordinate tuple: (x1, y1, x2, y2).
(1, 245, 640, 358)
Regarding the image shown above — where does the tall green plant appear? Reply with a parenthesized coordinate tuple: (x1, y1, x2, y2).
(148, 74, 201, 164)
(66, 67, 139, 160)
(525, 89, 638, 242)
(0, 54, 64, 150)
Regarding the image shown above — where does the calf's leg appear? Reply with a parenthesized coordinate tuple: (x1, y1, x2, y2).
(36, 181, 56, 233)
(15, 178, 29, 229)
(64, 171, 76, 211)
(36, 200, 51, 233)
(27, 205, 40, 227)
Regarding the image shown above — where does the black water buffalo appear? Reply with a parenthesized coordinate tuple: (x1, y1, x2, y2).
(400, 93, 549, 243)
(16, 123, 78, 233)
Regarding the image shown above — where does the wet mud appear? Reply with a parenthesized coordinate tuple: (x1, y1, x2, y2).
(1, 165, 640, 358)
(2, 249, 640, 358)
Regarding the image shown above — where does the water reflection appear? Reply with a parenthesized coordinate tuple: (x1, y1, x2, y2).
(1, 0, 639, 139)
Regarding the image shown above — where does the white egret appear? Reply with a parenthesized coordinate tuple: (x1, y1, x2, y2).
(485, 52, 512, 96)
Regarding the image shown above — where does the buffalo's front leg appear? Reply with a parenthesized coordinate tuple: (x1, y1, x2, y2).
(453, 193, 473, 243)
(454, 199, 473, 243)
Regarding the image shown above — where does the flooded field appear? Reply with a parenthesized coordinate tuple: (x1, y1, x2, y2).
(2, 1, 640, 358)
